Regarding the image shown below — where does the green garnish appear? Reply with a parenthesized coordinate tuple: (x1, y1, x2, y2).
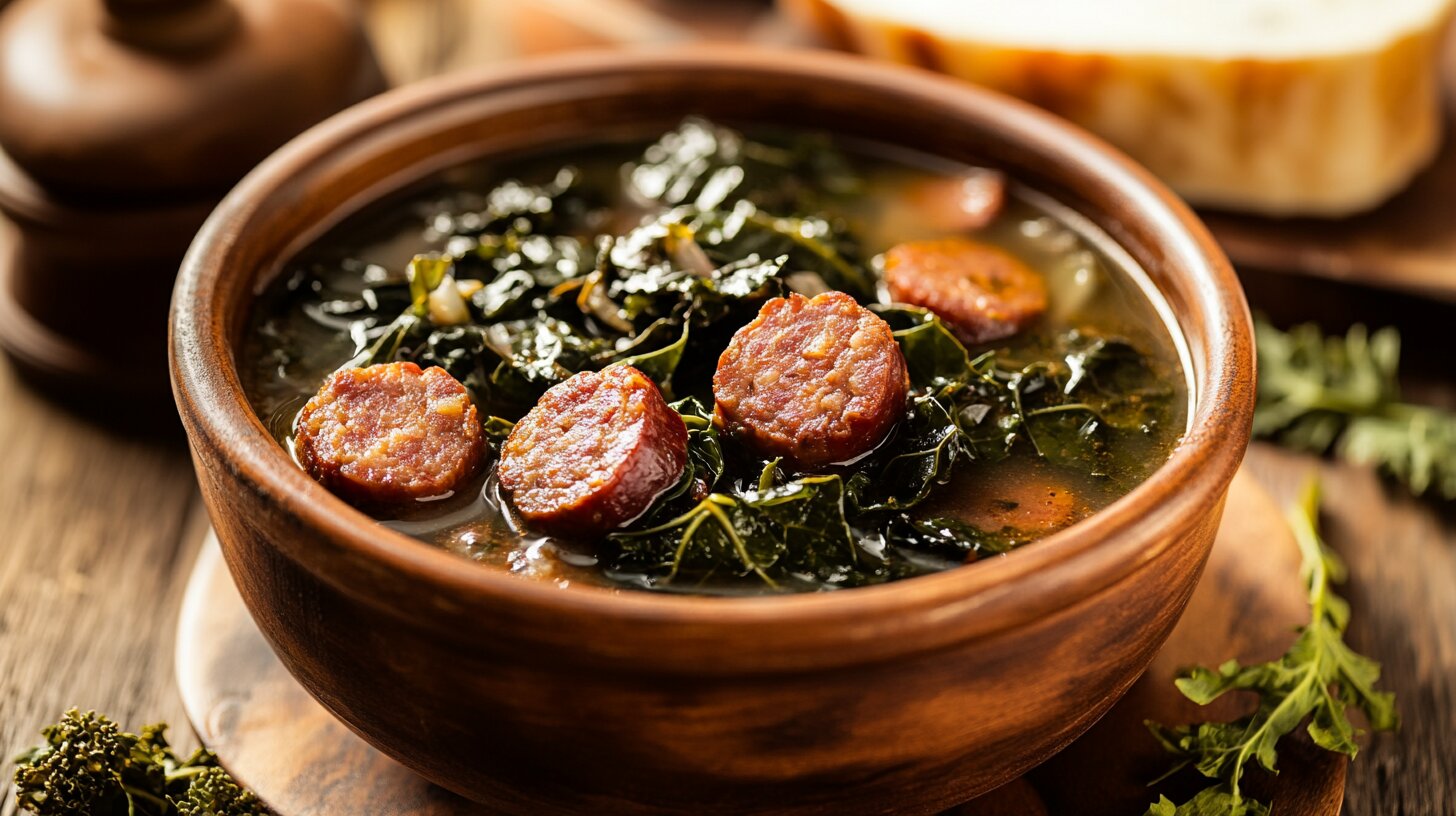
(1255, 317, 1456, 499)
(12, 709, 268, 815)
(1145, 480, 1398, 815)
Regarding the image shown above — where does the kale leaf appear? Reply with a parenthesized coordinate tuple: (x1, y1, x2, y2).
(882, 514, 1018, 563)
(848, 395, 963, 513)
(606, 474, 861, 590)
(627, 117, 860, 215)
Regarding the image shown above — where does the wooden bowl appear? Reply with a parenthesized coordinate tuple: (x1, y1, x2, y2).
(171, 47, 1255, 815)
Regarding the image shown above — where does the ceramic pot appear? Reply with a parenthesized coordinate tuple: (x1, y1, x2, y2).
(171, 48, 1255, 815)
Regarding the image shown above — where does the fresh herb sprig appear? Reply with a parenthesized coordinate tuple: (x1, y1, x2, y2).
(1255, 317, 1456, 499)
(1145, 480, 1398, 815)
(13, 709, 268, 816)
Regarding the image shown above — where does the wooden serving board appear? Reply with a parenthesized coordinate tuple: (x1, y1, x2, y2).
(175, 469, 1344, 815)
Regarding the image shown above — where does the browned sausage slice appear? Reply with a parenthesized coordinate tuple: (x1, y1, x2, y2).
(960, 477, 1089, 536)
(295, 362, 486, 506)
(883, 238, 1047, 345)
(713, 291, 909, 469)
(904, 169, 1006, 232)
(498, 365, 688, 537)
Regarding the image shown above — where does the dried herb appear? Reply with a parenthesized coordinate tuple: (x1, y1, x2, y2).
(1146, 480, 1398, 815)
(12, 710, 267, 816)
(1255, 317, 1456, 499)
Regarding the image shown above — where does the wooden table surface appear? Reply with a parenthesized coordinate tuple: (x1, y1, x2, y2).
(2, 6, 1455, 815)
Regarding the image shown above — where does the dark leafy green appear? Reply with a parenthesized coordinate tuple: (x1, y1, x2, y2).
(264, 116, 1181, 594)
(873, 305, 984, 392)
(847, 395, 962, 513)
(432, 166, 593, 238)
(627, 117, 861, 214)
(701, 203, 878, 301)
(607, 474, 861, 590)
(882, 515, 1019, 562)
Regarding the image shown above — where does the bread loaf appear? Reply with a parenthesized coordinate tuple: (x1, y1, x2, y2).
(785, 0, 1455, 216)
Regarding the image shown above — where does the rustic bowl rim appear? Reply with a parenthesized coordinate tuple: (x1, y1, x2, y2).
(171, 46, 1254, 662)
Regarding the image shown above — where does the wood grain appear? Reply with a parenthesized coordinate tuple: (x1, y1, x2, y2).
(0, 351, 207, 816)
(1243, 448, 1456, 816)
(175, 539, 1046, 816)
(173, 470, 1337, 816)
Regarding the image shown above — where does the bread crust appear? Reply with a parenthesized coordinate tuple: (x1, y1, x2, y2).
(785, 0, 1453, 216)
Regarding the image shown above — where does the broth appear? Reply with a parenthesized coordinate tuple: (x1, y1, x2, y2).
(242, 120, 1188, 595)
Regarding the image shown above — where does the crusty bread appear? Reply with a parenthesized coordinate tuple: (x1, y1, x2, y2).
(784, 0, 1455, 216)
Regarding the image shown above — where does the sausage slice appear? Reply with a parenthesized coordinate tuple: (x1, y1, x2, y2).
(960, 475, 1089, 539)
(883, 238, 1047, 345)
(904, 169, 1006, 232)
(713, 291, 909, 469)
(295, 362, 486, 506)
(498, 365, 688, 537)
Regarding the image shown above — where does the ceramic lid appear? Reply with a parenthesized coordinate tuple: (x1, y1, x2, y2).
(0, 0, 384, 201)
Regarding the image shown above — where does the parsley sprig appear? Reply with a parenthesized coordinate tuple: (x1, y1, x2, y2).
(1255, 317, 1456, 499)
(1145, 480, 1398, 815)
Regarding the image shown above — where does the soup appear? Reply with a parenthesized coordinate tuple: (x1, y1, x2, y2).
(242, 118, 1188, 595)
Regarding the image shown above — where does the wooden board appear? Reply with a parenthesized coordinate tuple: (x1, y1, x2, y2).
(0, 349, 210, 816)
(175, 469, 1341, 815)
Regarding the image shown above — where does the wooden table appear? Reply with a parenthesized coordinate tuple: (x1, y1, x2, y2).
(1, 7, 1454, 815)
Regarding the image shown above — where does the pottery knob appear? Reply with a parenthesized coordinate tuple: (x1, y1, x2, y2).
(0, 0, 386, 422)
(0, 0, 385, 200)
